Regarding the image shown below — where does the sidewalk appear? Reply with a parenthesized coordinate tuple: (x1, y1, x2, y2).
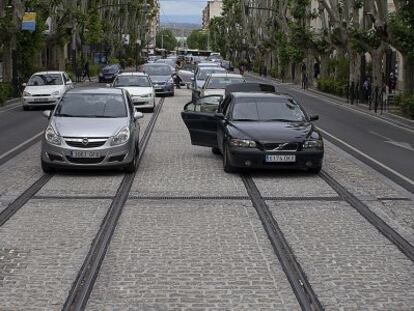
(246, 72, 414, 130)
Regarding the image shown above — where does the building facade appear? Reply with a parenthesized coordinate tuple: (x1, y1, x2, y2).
(202, 0, 223, 29)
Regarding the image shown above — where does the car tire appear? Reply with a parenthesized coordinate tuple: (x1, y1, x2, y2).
(41, 160, 55, 174)
(223, 144, 237, 173)
(308, 166, 322, 174)
(212, 147, 221, 155)
(124, 149, 138, 173)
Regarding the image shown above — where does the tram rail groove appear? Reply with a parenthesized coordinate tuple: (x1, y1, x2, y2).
(241, 174, 324, 311)
(320, 170, 414, 262)
(0, 173, 53, 226)
(63, 98, 164, 311)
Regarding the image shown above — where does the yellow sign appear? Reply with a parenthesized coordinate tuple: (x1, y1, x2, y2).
(22, 12, 36, 23)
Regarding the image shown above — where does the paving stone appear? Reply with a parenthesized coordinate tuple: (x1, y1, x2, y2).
(131, 90, 247, 197)
(0, 199, 109, 310)
(252, 172, 337, 198)
(268, 200, 414, 310)
(86, 199, 300, 310)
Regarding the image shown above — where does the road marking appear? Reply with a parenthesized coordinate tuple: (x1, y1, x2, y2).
(0, 131, 43, 162)
(247, 74, 414, 134)
(370, 131, 414, 152)
(318, 128, 414, 187)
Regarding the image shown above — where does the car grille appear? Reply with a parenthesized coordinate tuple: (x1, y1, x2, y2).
(263, 142, 299, 151)
(33, 94, 51, 97)
(66, 157, 105, 164)
(64, 138, 108, 148)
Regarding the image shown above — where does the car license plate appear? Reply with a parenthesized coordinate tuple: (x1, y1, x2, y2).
(34, 97, 48, 102)
(71, 151, 101, 158)
(265, 155, 296, 162)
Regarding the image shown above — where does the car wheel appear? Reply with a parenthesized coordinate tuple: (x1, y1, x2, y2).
(212, 147, 221, 155)
(124, 149, 138, 173)
(41, 160, 55, 174)
(223, 144, 236, 173)
(308, 166, 322, 174)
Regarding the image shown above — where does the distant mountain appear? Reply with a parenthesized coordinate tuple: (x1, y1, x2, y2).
(161, 15, 201, 25)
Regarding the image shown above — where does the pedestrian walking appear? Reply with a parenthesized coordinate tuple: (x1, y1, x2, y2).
(82, 60, 91, 82)
(362, 77, 372, 106)
(388, 72, 397, 94)
(301, 62, 308, 89)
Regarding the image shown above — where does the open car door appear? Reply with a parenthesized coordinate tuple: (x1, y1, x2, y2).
(181, 95, 223, 147)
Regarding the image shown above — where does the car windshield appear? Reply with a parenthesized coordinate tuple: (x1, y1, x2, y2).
(232, 98, 306, 122)
(54, 93, 127, 118)
(28, 74, 63, 86)
(144, 65, 172, 76)
(206, 77, 245, 89)
(114, 76, 150, 87)
(197, 68, 226, 80)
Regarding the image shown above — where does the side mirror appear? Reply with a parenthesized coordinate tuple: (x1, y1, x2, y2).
(134, 111, 144, 120)
(66, 80, 72, 85)
(42, 110, 51, 119)
(309, 115, 319, 121)
(22, 83, 27, 87)
(106, 83, 111, 88)
(215, 112, 225, 119)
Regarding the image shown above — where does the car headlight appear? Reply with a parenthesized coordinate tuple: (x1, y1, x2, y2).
(23, 91, 31, 96)
(51, 90, 60, 96)
(45, 125, 61, 145)
(111, 127, 130, 146)
(99, 73, 103, 77)
(229, 139, 256, 148)
(303, 140, 323, 149)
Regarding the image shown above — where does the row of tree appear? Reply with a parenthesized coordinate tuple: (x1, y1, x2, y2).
(208, 0, 414, 93)
(0, 0, 156, 86)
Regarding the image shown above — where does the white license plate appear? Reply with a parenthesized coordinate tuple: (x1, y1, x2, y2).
(265, 155, 296, 162)
(71, 151, 101, 158)
(34, 97, 48, 102)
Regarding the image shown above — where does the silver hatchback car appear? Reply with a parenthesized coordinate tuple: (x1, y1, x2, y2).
(41, 87, 143, 173)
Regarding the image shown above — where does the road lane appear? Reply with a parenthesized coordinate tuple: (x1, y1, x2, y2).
(248, 76, 414, 193)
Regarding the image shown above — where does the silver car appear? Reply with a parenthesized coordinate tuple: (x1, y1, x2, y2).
(41, 87, 143, 173)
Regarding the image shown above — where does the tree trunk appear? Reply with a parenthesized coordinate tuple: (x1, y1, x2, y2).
(402, 55, 414, 93)
(2, 41, 14, 83)
(320, 55, 329, 79)
(349, 50, 360, 84)
(371, 49, 384, 89)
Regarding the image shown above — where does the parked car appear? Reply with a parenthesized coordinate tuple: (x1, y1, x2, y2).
(41, 87, 143, 173)
(22, 71, 73, 110)
(181, 83, 324, 173)
(142, 63, 175, 96)
(192, 67, 226, 101)
(112, 72, 156, 112)
(99, 64, 122, 82)
(199, 73, 245, 97)
(176, 64, 195, 89)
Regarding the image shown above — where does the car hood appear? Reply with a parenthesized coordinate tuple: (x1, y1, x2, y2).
(24, 85, 64, 95)
(149, 76, 171, 83)
(53, 117, 129, 138)
(228, 121, 314, 143)
(117, 86, 153, 96)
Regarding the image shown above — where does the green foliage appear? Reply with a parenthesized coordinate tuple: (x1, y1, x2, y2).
(389, 4, 414, 58)
(208, 17, 226, 55)
(0, 83, 13, 105)
(156, 29, 177, 51)
(187, 29, 209, 50)
(395, 93, 414, 119)
(317, 78, 347, 97)
(108, 57, 120, 64)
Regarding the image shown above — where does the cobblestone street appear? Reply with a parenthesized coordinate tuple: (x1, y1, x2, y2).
(0, 89, 413, 310)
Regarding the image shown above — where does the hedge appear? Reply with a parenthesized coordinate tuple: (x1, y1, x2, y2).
(395, 93, 414, 119)
(317, 78, 347, 97)
(0, 83, 13, 105)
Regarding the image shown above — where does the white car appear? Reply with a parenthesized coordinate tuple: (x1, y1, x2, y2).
(112, 72, 156, 112)
(200, 73, 246, 97)
(22, 71, 73, 110)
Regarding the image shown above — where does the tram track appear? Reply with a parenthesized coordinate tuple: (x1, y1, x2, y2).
(62, 98, 164, 311)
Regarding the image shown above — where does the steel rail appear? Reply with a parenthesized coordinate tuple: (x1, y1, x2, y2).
(320, 170, 414, 262)
(241, 174, 324, 311)
(62, 98, 164, 311)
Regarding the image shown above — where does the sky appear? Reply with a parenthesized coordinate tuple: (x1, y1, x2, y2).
(160, 0, 207, 24)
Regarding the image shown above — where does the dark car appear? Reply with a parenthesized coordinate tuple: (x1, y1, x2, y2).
(142, 63, 175, 96)
(181, 83, 324, 173)
(99, 64, 122, 83)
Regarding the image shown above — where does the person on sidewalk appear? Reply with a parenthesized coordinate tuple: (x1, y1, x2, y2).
(362, 77, 372, 106)
(301, 62, 308, 90)
(82, 60, 91, 82)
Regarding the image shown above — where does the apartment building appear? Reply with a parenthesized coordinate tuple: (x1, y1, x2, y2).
(202, 0, 223, 29)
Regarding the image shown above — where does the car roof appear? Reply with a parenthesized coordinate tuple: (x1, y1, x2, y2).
(208, 73, 243, 78)
(32, 71, 64, 75)
(231, 92, 291, 100)
(66, 87, 124, 95)
(118, 72, 148, 77)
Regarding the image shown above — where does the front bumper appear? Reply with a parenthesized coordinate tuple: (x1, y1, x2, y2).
(153, 84, 174, 95)
(22, 96, 59, 107)
(131, 96, 155, 109)
(227, 146, 324, 170)
(41, 139, 135, 170)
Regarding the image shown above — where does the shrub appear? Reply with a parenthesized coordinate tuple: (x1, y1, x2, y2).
(0, 83, 13, 105)
(395, 93, 414, 119)
(317, 78, 347, 97)
(89, 64, 101, 76)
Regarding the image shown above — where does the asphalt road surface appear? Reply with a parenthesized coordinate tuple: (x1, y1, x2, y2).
(248, 75, 414, 193)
